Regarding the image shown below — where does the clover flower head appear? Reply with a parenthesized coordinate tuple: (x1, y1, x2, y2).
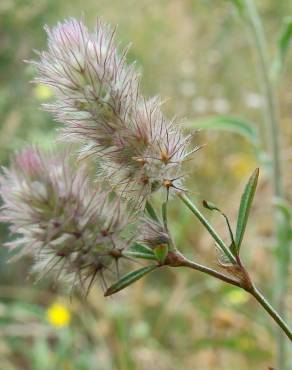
(33, 18, 198, 205)
(0, 147, 132, 293)
(33, 18, 139, 139)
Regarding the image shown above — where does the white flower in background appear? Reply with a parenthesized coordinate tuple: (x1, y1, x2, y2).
(245, 92, 264, 109)
(212, 98, 230, 114)
(192, 96, 209, 114)
(180, 80, 197, 97)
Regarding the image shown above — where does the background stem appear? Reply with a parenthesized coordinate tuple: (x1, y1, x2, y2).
(243, 1, 290, 367)
(244, 0, 281, 195)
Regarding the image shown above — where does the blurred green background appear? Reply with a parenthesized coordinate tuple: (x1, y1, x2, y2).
(0, 0, 291, 369)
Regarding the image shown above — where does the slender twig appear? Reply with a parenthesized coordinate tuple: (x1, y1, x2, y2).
(168, 251, 241, 287)
(178, 192, 237, 264)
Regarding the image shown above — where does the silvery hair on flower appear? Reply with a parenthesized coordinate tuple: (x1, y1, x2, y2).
(32, 18, 198, 205)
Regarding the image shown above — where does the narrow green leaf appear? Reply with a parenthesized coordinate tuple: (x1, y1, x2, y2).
(235, 168, 259, 250)
(162, 201, 167, 229)
(124, 251, 156, 260)
(154, 244, 168, 263)
(185, 115, 258, 144)
(124, 243, 156, 260)
(104, 264, 157, 296)
(274, 198, 291, 221)
(278, 17, 292, 59)
(145, 201, 160, 222)
(271, 17, 292, 79)
(229, 242, 237, 257)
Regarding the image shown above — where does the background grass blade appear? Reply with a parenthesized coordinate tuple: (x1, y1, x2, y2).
(271, 17, 292, 79)
(235, 168, 259, 251)
(185, 115, 259, 144)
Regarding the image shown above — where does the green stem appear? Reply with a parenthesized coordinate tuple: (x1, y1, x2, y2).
(177, 192, 292, 340)
(250, 285, 292, 341)
(173, 252, 292, 340)
(178, 192, 237, 264)
(183, 262, 292, 340)
(172, 252, 241, 287)
(243, 1, 290, 367)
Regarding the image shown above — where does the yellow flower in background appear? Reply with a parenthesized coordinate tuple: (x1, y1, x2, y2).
(34, 84, 53, 101)
(237, 336, 254, 351)
(229, 153, 257, 180)
(47, 302, 71, 328)
(225, 289, 249, 306)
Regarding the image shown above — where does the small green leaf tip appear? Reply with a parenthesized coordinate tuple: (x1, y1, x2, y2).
(202, 200, 219, 211)
(235, 168, 259, 251)
(154, 244, 169, 263)
(104, 264, 157, 296)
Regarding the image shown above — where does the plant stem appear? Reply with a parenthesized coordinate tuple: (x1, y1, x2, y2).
(243, 1, 290, 367)
(177, 192, 292, 340)
(178, 192, 237, 264)
(172, 253, 241, 287)
(249, 285, 292, 341)
(176, 254, 292, 341)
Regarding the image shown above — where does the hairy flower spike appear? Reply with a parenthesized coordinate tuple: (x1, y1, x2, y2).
(33, 18, 196, 204)
(0, 147, 132, 293)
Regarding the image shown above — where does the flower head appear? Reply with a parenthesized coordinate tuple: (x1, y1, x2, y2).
(33, 18, 139, 147)
(33, 18, 197, 205)
(0, 147, 132, 293)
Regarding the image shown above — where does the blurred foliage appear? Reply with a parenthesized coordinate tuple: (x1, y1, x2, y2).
(0, 0, 292, 369)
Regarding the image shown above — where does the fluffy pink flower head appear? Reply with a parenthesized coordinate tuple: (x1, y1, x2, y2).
(33, 18, 198, 205)
(0, 147, 132, 293)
